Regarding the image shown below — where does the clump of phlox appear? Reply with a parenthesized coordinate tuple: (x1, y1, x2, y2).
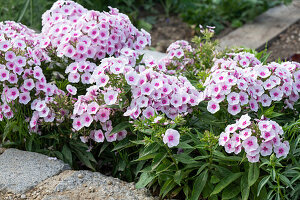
(204, 52, 299, 115)
(219, 114, 290, 163)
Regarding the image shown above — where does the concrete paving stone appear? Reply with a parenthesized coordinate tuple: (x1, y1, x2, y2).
(0, 149, 70, 194)
(220, 0, 300, 50)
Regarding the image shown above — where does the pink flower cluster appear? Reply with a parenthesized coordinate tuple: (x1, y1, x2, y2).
(219, 114, 290, 163)
(0, 21, 62, 132)
(204, 52, 300, 115)
(163, 129, 180, 148)
(158, 40, 194, 74)
(41, 0, 150, 62)
(123, 56, 202, 120)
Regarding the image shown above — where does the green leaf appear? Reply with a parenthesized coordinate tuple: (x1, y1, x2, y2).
(112, 138, 136, 151)
(279, 174, 293, 189)
(173, 153, 197, 164)
(174, 170, 182, 185)
(248, 163, 260, 187)
(222, 184, 240, 199)
(211, 172, 242, 195)
(152, 152, 167, 170)
(191, 169, 208, 200)
(241, 174, 250, 200)
(62, 144, 73, 166)
(109, 121, 130, 136)
(257, 176, 270, 196)
(160, 179, 176, 198)
(73, 149, 95, 171)
(17, 0, 30, 22)
(136, 172, 155, 189)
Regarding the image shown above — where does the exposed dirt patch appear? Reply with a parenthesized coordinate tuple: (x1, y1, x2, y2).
(266, 20, 300, 62)
(149, 15, 195, 52)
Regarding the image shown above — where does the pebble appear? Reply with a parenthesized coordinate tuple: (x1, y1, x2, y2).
(20, 194, 26, 199)
(77, 173, 83, 179)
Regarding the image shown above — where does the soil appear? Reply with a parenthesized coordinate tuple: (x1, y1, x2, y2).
(266, 20, 300, 62)
(149, 15, 196, 52)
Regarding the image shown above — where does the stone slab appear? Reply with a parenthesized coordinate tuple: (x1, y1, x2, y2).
(220, 0, 300, 50)
(142, 49, 166, 60)
(0, 149, 70, 194)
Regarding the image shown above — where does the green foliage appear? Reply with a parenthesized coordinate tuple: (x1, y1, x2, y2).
(177, 0, 292, 33)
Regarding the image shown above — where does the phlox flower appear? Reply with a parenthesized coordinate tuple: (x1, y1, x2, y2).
(105, 131, 117, 142)
(239, 128, 252, 140)
(237, 114, 251, 129)
(256, 66, 271, 78)
(94, 130, 105, 142)
(219, 132, 230, 146)
(87, 101, 99, 115)
(73, 117, 84, 131)
(258, 121, 272, 132)
(5, 51, 16, 62)
(207, 100, 220, 114)
(35, 100, 46, 112)
(22, 79, 34, 91)
(0, 69, 9, 81)
(39, 106, 50, 118)
(170, 94, 183, 108)
(246, 153, 260, 163)
(225, 124, 237, 133)
(227, 104, 241, 115)
(7, 87, 19, 100)
(104, 90, 118, 105)
(141, 82, 154, 95)
(224, 140, 236, 153)
(142, 106, 155, 119)
(227, 92, 240, 105)
(163, 129, 180, 148)
(242, 136, 259, 153)
(97, 108, 110, 122)
(81, 113, 93, 127)
(260, 94, 272, 107)
(260, 142, 273, 156)
(14, 56, 26, 67)
(117, 130, 127, 141)
(68, 72, 80, 83)
(274, 142, 289, 158)
(137, 96, 149, 108)
(96, 74, 109, 87)
(19, 92, 31, 104)
(249, 99, 258, 112)
(66, 85, 77, 95)
(125, 71, 139, 86)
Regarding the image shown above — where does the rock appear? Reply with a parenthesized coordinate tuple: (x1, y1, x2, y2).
(20, 194, 26, 199)
(31, 170, 157, 200)
(220, 1, 300, 50)
(0, 149, 70, 194)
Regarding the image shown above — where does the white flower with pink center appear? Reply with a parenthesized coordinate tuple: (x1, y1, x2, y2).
(104, 90, 118, 105)
(219, 132, 230, 146)
(261, 130, 275, 142)
(225, 124, 237, 133)
(142, 106, 155, 119)
(87, 102, 99, 115)
(239, 128, 252, 140)
(249, 99, 258, 112)
(7, 87, 19, 100)
(66, 85, 77, 95)
(258, 121, 272, 132)
(72, 117, 84, 131)
(137, 96, 149, 108)
(125, 71, 139, 86)
(274, 142, 289, 158)
(19, 92, 31, 105)
(105, 131, 117, 142)
(5, 51, 16, 62)
(117, 130, 127, 141)
(270, 87, 283, 101)
(96, 74, 109, 87)
(97, 108, 110, 122)
(237, 114, 251, 129)
(227, 104, 241, 115)
(141, 83, 154, 96)
(256, 66, 271, 78)
(0, 69, 9, 81)
(260, 142, 272, 156)
(207, 100, 220, 114)
(242, 136, 259, 153)
(163, 129, 180, 148)
(94, 130, 105, 143)
(81, 113, 93, 127)
(246, 153, 260, 163)
(170, 94, 183, 108)
(227, 92, 240, 105)
(260, 94, 271, 107)
(225, 140, 236, 153)
(68, 72, 80, 83)
(23, 79, 35, 91)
